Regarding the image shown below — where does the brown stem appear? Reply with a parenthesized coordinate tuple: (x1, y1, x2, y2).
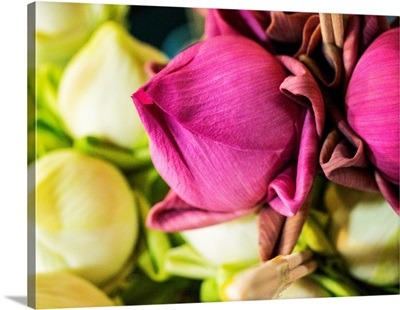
(331, 14, 344, 48)
(319, 13, 344, 49)
(319, 13, 334, 44)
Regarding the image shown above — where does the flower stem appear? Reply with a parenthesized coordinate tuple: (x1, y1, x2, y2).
(319, 13, 334, 45)
(331, 14, 344, 48)
(319, 13, 344, 48)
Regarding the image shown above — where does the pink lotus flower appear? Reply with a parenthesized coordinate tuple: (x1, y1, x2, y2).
(132, 35, 324, 233)
(345, 27, 399, 213)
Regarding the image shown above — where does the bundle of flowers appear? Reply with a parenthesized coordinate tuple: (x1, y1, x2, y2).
(28, 2, 399, 308)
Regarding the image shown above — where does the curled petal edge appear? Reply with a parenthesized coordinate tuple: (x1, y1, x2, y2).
(263, 56, 322, 217)
(146, 191, 260, 232)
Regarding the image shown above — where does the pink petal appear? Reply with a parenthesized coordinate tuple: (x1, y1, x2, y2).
(342, 15, 390, 92)
(133, 35, 309, 212)
(267, 111, 318, 217)
(258, 206, 285, 262)
(260, 56, 323, 216)
(375, 171, 400, 216)
(138, 36, 300, 151)
(277, 55, 325, 138)
(319, 102, 380, 193)
(205, 9, 273, 51)
(345, 27, 399, 185)
(146, 191, 259, 232)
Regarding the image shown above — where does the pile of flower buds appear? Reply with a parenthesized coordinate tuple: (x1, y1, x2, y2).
(28, 3, 399, 308)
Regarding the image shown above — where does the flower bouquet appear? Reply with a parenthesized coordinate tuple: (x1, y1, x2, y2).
(27, 1, 399, 309)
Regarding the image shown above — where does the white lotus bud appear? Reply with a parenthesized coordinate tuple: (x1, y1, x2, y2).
(57, 21, 168, 149)
(35, 272, 115, 309)
(31, 149, 139, 285)
(35, 1, 129, 65)
(180, 212, 259, 266)
(324, 183, 399, 286)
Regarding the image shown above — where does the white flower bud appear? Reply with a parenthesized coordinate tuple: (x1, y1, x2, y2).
(324, 183, 399, 286)
(31, 149, 139, 285)
(35, 2, 129, 65)
(36, 272, 115, 309)
(57, 21, 168, 149)
(181, 213, 259, 266)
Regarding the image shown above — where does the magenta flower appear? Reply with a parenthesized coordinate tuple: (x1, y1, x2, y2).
(345, 27, 399, 213)
(132, 35, 324, 233)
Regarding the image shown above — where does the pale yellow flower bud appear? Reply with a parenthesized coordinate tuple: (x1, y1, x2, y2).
(35, 272, 115, 309)
(31, 149, 139, 285)
(35, 1, 129, 65)
(57, 21, 168, 149)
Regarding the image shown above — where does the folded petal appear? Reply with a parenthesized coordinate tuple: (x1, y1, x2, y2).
(258, 206, 285, 262)
(320, 128, 379, 192)
(375, 171, 400, 215)
(147, 191, 259, 232)
(267, 111, 318, 217)
(263, 56, 323, 216)
(205, 9, 271, 49)
(267, 11, 315, 43)
(277, 55, 325, 138)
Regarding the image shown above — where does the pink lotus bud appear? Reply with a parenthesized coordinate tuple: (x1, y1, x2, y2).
(345, 27, 399, 211)
(132, 35, 324, 232)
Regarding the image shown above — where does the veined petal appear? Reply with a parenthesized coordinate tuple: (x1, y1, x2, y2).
(136, 35, 300, 151)
(141, 109, 292, 211)
(342, 15, 390, 92)
(265, 56, 323, 216)
(267, 111, 318, 217)
(133, 35, 309, 211)
(346, 27, 399, 185)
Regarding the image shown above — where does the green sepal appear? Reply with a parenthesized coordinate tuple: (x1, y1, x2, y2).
(134, 192, 172, 283)
(164, 244, 217, 280)
(73, 136, 153, 172)
(301, 209, 337, 256)
(35, 119, 73, 159)
(127, 166, 169, 206)
(200, 278, 221, 302)
(309, 273, 360, 297)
